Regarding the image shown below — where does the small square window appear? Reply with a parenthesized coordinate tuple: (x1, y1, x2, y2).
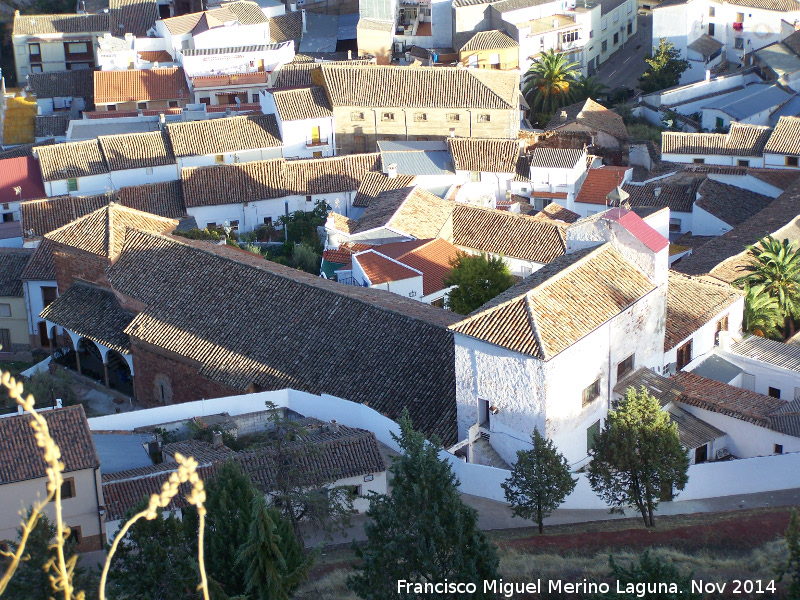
(769, 386, 781, 399)
(29, 43, 40, 56)
(775, 444, 784, 454)
(735, 37, 744, 50)
(582, 379, 600, 407)
(414, 112, 427, 122)
(787, 156, 799, 167)
(67, 178, 78, 192)
(469, 171, 480, 182)
(693, 158, 705, 164)
(215, 155, 224, 164)
(229, 220, 239, 231)
(53, 477, 75, 500)
(617, 354, 634, 379)
(669, 218, 681, 232)
(737, 159, 749, 167)
(263, 217, 272, 225)
(207, 222, 216, 229)
(145, 167, 153, 175)
(347, 485, 362, 496)
(477, 114, 490, 123)
(0, 303, 11, 318)
(66, 525, 81, 544)
(305, 195, 312, 202)
(137, 102, 147, 110)
(381, 112, 395, 122)
(168, 100, 179, 108)
(351, 111, 365, 121)
(447, 113, 460, 122)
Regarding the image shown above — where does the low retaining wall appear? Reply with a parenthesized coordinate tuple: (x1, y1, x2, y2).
(87, 390, 800, 510)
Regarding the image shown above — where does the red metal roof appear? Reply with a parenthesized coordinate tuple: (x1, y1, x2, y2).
(603, 207, 669, 253)
(0, 156, 46, 203)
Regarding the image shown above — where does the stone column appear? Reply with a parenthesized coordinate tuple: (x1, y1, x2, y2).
(103, 361, 110, 388)
(75, 345, 82, 375)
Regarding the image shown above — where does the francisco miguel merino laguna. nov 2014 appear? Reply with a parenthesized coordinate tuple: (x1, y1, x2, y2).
(397, 579, 683, 597)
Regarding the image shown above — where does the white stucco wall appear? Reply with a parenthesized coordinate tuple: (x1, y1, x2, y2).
(23, 280, 58, 339)
(109, 164, 178, 189)
(176, 147, 284, 171)
(664, 299, 744, 370)
(45, 173, 113, 197)
(716, 349, 800, 401)
(764, 153, 800, 170)
(692, 204, 732, 235)
(706, 173, 779, 195)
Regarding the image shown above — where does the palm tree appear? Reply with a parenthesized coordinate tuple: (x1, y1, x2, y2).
(572, 75, 608, 103)
(522, 49, 580, 115)
(734, 236, 800, 337)
(742, 284, 783, 339)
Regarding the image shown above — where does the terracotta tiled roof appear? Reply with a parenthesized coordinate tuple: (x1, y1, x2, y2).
(46, 202, 178, 260)
(322, 242, 373, 264)
(614, 367, 684, 407)
(98, 131, 175, 171)
(377, 238, 461, 295)
(162, 440, 235, 463)
(21, 193, 114, 238)
(662, 123, 773, 156)
(166, 114, 281, 157)
(116, 180, 186, 218)
(545, 98, 628, 141)
(514, 154, 531, 182)
(726, 0, 800, 12)
(40, 281, 134, 353)
(447, 138, 520, 173)
(106, 229, 460, 443)
(0, 248, 35, 297)
(450, 203, 566, 263)
(94, 68, 191, 105)
(695, 178, 773, 227)
(531, 203, 580, 224)
(35, 114, 69, 140)
(351, 186, 454, 238)
(0, 156, 45, 203)
(27, 70, 94, 104)
(0, 140, 55, 160)
(137, 50, 173, 63)
(102, 423, 386, 520)
(35, 140, 108, 182)
(270, 86, 332, 121)
(354, 250, 421, 284)
(764, 116, 800, 155)
(19, 237, 59, 281)
(356, 18, 394, 32)
(675, 178, 800, 279)
(13, 12, 108, 35)
(312, 65, 519, 110)
(353, 172, 416, 208)
(529, 147, 584, 170)
(327, 211, 358, 235)
(455, 29, 518, 52)
(451, 244, 655, 359)
(575, 166, 630, 205)
(181, 154, 379, 207)
(673, 371, 791, 431)
(268, 11, 302, 42)
(160, 5, 238, 34)
(665, 271, 742, 350)
(109, 0, 159, 36)
(622, 180, 700, 214)
(748, 168, 800, 190)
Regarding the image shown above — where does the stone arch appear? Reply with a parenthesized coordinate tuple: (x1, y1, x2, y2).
(76, 338, 104, 381)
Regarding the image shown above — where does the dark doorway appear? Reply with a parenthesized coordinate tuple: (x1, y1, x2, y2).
(694, 445, 707, 464)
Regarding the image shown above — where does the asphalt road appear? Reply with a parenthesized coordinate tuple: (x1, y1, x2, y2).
(594, 12, 653, 92)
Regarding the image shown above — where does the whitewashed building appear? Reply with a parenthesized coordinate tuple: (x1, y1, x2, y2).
(260, 87, 335, 159)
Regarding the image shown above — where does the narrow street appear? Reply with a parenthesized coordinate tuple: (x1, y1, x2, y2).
(594, 12, 653, 92)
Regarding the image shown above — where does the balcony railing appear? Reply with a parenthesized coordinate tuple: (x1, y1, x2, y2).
(306, 136, 329, 147)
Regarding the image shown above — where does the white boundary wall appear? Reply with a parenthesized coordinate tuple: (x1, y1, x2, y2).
(88, 389, 800, 510)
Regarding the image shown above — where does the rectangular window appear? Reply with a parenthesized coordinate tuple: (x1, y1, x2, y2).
(714, 315, 728, 345)
(477, 114, 490, 123)
(613, 11, 619, 22)
(787, 156, 799, 167)
(769, 386, 781, 399)
(351, 111, 365, 121)
(29, 43, 40, 56)
(582, 379, 600, 407)
(601, 17, 607, 30)
(305, 195, 313, 202)
(0, 303, 10, 318)
(627, 1, 632, 12)
(734, 37, 744, 50)
(708, 22, 715, 36)
(263, 217, 272, 226)
(447, 113, 460, 122)
(676, 340, 693, 370)
(168, 101, 179, 108)
(709, 6, 715, 16)
(347, 485, 362, 497)
(145, 167, 154, 175)
(469, 171, 481, 182)
(617, 354, 634, 379)
(206, 222, 216, 229)
(381, 112, 395, 122)
(67, 178, 78, 192)
(775, 444, 784, 454)
(589, 29, 594, 38)
(694, 445, 707, 464)
(601, 40, 608, 53)
(737, 159, 749, 167)
(137, 102, 147, 109)
(669, 218, 681, 232)
(587, 420, 600, 452)
(627, 22, 633, 34)
(613, 32, 619, 45)
(252, 94, 259, 103)
(200, 97, 211, 105)
(0, 329, 10, 351)
(229, 220, 239, 231)
(31, 64, 43, 73)
(66, 42, 88, 54)
(54, 477, 75, 500)
(66, 525, 81, 545)
(563, 30, 579, 43)
(215, 155, 224, 164)
(693, 157, 705, 164)
(42, 287, 57, 307)
(414, 112, 427, 122)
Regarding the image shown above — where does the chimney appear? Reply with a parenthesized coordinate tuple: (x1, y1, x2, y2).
(559, 110, 568, 121)
(301, 8, 307, 34)
(387, 163, 398, 178)
(654, 187, 661, 197)
(348, 49, 352, 60)
(553, 18, 559, 28)
(329, 419, 340, 433)
(158, 113, 166, 129)
(212, 431, 223, 448)
(705, 69, 711, 81)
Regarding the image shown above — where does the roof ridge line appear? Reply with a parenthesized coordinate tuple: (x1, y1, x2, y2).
(524, 295, 546, 360)
(365, 248, 424, 276)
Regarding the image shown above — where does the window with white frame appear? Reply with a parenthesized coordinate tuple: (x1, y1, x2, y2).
(0, 304, 11, 318)
(562, 30, 579, 43)
(601, 17, 607, 30)
(613, 11, 619, 23)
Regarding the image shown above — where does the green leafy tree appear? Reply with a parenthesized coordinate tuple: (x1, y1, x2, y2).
(237, 494, 314, 600)
(261, 402, 354, 543)
(776, 508, 800, 599)
(639, 39, 690, 93)
(734, 236, 800, 338)
(587, 386, 689, 528)
(522, 49, 580, 114)
(501, 428, 577, 534)
(279, 200, 330, 251)
(0, 511, 97, 600)
(444, 252, 515, 315)
(348, 409, 499, 599)
(572, 75, 608, 103)
(288, 242, 321, 275)
(595, 551, 702, 600)
(183, 461, 257, 598)
(742, 283, 784, 339)
(106, 505, 199, 600)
